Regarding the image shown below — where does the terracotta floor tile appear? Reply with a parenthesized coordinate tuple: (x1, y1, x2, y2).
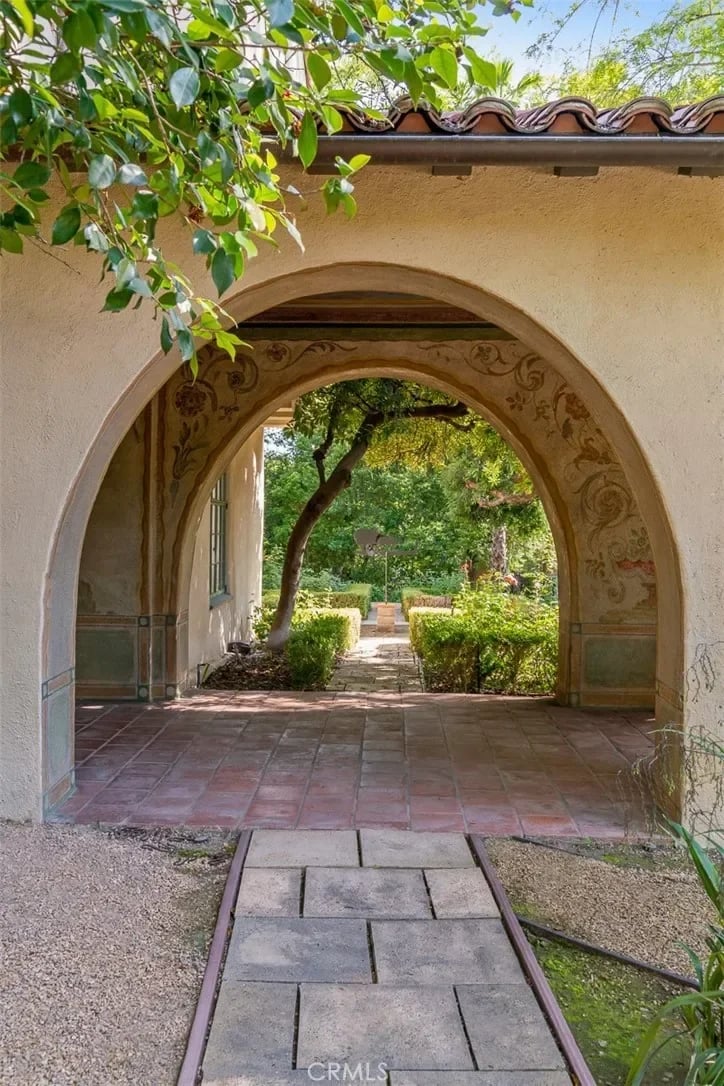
(52, 694, 654, 836)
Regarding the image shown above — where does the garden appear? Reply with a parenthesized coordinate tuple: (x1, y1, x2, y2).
(205, 375, 560, 693)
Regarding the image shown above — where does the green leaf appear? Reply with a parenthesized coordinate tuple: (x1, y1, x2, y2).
(51, 206, 81, 245)
(430, 46, 458, 90)
(214, 48, 242, 72)
(102, 288, 134, 311)
(88, 154, 116, 190)
(160, 317, 173, 354)
(211, 247, 234, 295)
(307, 52, 332, 91)
(266, 0, 294, 29)
(50, 51, 82, 84)
(192, 228, 217, 254)
(131, 191, 159, 218)
(298, 112, 318, 170)
(8, 89, 34, 125)
(465, 52, 498, 90)
(8, 0, 34, 35)
(169, 67, 201, 108)
(63, 10, 98, 52)
(0, 227, 23, 253)
(176, 326, 195, 364)
(321, 105, 344, 134)
(348, 154, 371, 172)
(13, 161, 50, 190)
(117, 163, 147, 185)
(128, 276, 153, 297)
(334, 0, 365, 37)
(101, 0, 148, 10)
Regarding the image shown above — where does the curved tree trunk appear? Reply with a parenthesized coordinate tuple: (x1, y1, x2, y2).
(266, 429, 374, 651)
(266, 399, 470, 651)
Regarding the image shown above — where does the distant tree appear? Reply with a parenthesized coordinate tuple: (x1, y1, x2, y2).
(267, 379, 473, 649)
(538, 0, 723, 105)
(368, 412, 553, 582)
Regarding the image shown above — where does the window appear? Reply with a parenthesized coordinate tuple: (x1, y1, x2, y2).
(209, 473, 228, 602)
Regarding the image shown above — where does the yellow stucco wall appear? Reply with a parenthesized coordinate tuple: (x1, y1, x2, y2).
(0, 163, 722, 820)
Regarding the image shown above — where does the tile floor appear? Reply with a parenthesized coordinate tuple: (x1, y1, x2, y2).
(52, 692, 655, 836)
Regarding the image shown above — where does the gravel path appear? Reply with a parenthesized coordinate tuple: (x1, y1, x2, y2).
(0, 823, 226, 1086)
(487, 838, 717, 976)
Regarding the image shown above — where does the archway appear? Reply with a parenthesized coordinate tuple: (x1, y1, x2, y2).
(43, 264, 683, 818)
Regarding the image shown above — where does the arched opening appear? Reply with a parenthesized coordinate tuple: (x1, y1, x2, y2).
(44, 264, 683, 825)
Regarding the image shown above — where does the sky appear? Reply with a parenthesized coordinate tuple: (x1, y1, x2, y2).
(479, 0, 672, 74)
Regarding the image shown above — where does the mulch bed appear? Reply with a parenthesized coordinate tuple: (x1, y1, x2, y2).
(201, 650, 292, 690)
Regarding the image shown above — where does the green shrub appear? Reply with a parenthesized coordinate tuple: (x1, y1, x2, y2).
(257, 584, 372, 628)
(307, 607, 361, 650)
(408, 605, 453, 646)
(286, 610, 360, 689)
(409, 579, 558, 694)
(402, 587, 453, 619)
(312, 584, 372, 617)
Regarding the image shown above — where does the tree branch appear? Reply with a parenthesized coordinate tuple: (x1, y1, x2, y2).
(472, 489, 537, 509)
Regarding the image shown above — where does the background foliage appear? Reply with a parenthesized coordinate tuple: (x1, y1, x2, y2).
(263, 417, 557, 600)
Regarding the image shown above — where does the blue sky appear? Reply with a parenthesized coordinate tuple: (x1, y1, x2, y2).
(480, 0, 672, 74)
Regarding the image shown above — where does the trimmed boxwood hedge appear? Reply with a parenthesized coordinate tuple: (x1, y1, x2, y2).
(261, 583, 372, 618)
(401, 587, 453, 619)
(287, 608, 360, 689)
(408, 586, 557, 695)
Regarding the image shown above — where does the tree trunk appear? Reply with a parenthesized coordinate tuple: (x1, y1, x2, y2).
(266, 433, 373, 650)
(490, 525, 508, 576)
(266, 399, 470, 651)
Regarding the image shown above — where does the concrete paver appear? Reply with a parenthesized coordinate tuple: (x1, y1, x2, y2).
(425, 868, 499, 918)
(236, 868, 301, 916)
(203, 982, 296, 1079)
(361, 829, 475, 868)
(303, 867, 431, 919)
(201, 830, 575, 1084)
(246, 829, 359, 868)
(297, 984, 474, 1071)
(456, 983, 566, 1070)
(371, 919, 523, 984)
(226, 918, 371, 982)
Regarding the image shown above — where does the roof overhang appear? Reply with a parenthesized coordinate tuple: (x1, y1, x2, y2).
(301, 134, 724, 174)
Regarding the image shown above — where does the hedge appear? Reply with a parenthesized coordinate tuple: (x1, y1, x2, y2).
(260, 584, 372, 617)
(408, 605, 453, 647)
(408, 589, 558, 695)
(287, 609, 360, 689)
(402, 587, 453, 619)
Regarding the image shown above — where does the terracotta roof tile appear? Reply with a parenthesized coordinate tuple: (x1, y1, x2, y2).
(337, 94, 724, 137)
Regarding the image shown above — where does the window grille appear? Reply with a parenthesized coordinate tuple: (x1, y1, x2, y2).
(209, 474, 228, 601)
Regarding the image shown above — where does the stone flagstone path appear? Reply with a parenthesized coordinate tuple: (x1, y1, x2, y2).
(201, 829, 572, 1086)
(328, 603, 421, 694)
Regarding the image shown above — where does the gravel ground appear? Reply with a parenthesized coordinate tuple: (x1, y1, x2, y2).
(0, 823, 228, 1086)
(487, 838, 717, 976)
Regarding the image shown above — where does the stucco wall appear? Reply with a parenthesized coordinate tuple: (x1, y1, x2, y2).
(187, 429, 264, 675)
(0, 164, 722, 819)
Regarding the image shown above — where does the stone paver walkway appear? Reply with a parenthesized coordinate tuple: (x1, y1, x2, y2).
(327, 631, 421, 693)
(202, 829, 572, 1085)
(54, 694, 653, 835)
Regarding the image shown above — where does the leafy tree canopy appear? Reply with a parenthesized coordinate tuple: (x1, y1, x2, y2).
(0, 0, 526, 367)
(539, 0, 723, 105)
(264, 380, 556, 607)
